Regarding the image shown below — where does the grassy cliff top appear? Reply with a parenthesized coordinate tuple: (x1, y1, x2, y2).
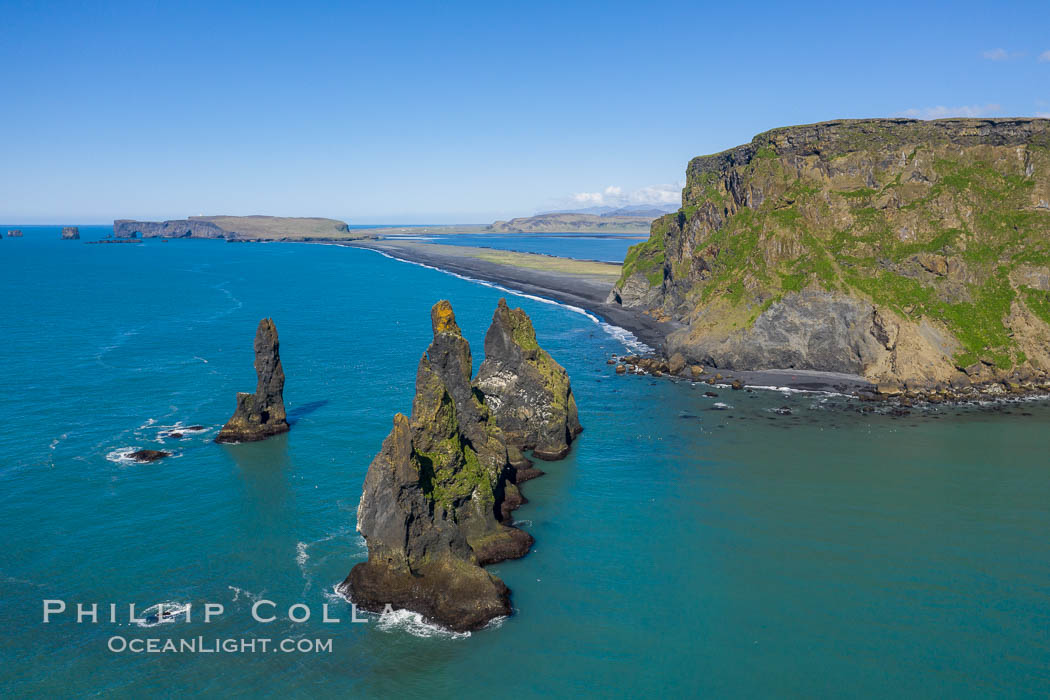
(618, 117, 1050, 374)
(189, 215, 356, 239)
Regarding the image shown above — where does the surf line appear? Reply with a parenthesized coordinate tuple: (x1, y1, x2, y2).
(348, 246, 653, 354)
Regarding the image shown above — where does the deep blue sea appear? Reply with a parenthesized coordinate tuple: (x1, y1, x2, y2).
(3, 226, 1050, 698)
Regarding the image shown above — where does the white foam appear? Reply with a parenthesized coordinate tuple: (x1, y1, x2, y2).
(133, 602, 191, 628)
(357, 247, 653, 354)
(296, 542, 309, 568)
(227, 585, 264, 604)
(375, 607, 471, 639)
(106, 447, 143, 465)
(711, 402, 732, 410)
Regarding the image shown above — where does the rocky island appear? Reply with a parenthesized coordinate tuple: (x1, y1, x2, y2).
(60, 227, 80, 240)
(113, 215, 364, 242)
(215, 318, 290, 443)
(6, 229, 21, 237)
(341, 300, 580, 632)
(608, 118, 1050, 392)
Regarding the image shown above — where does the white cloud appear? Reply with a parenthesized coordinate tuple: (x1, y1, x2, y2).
(982, 48, 1009, 61)
(1037, 112, 1050, 118)
(898, 103, 1002, 119)
(1040, 50, 1050, 63)
(567, 183, 682, 208)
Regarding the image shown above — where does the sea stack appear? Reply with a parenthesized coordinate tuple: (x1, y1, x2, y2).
(60, 227, 80, 240)
(474, 298, 582, 460)
(215, 318, 290, 443)
(7, 229, 23, 237)
(341, 301, 535, 632)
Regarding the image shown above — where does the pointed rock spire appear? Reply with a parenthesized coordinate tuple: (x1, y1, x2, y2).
(215, 318, 289, 443)
(474, 298, 582, 460)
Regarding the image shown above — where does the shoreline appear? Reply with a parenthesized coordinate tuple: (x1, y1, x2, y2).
(341, 238, 677, 352)
(339, 239, 877, 394)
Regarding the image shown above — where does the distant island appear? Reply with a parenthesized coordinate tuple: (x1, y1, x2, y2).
(115, 211, 664, 241)
(113, 215, 365, 241)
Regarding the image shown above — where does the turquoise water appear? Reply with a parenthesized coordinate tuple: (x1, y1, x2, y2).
(384, 232, 643, 262)
(2, 226, 1050, 698)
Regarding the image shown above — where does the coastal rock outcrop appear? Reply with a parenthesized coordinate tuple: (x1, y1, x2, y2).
(341, 301, 536, 631)
(60, 227, 80, 240)
(114, 215, 353, 241)
(474, 298, 582, 460)
(607, 118, 1050, 389)
(215, 319, 290, 443)
(6, 229, 21, 237)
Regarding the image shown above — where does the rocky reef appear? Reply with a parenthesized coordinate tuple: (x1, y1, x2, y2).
(60, 227, 80, 240)
(341, 300, 580, 631)
(474, 298, 582, 459)
(215, 319, 290, 443)
(126, 449, 170, 463)
(608, 118, 1050, 391)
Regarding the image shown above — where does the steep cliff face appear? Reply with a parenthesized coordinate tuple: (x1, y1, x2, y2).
(609, 118, 1050, 388)
(114, 215, 354, 241)
(474, 298, 582, 459)
(216, 318, 290, 443)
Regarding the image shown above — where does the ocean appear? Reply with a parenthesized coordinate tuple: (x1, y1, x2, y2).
(2, 226, 1050, 698)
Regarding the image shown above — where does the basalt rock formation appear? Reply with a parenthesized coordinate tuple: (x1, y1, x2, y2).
(215, 318, 289, 443)
(60, 227, 80, 240)
(474, 298, 582, 460)
(608, 118, 1050, 390)
(126, 449, 170, 463)
(114, 215, 355, 241)
(342, 301, 540, 631)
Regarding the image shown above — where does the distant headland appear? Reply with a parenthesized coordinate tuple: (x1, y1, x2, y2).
(113, 215, 365, 242)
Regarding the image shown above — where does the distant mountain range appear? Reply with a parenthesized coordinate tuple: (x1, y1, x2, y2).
(537, 204, 679, 218)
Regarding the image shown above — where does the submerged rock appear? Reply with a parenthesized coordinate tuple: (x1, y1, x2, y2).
(342, 301, 532, 632)
(473, 298, 582, 460)
(60, 227, 80, 240)
(215, 319, 289, 443)
(126, 449, 170, 463)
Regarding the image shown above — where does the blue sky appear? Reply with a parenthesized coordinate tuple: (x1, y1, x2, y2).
(1, 0, 1048, 224)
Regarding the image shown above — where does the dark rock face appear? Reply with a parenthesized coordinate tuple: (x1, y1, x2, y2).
(127, 449, 170, 463)
(215, 319, 289, 443)
(6, 229, 21, 237)
(341, 301, 535, 632)
(473, 298, 582, 460)
(114, 219, 227, 239)
(60, 227, 80, 240)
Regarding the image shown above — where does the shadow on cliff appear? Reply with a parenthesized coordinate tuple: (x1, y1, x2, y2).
(287, 400, 329, 425)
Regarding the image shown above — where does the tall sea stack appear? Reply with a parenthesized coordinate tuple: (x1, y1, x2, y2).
(215, 318, 289, 443)
(341, 301, 536, 631)
(474, 298, 582, 460)
(60, 227, 80, 240)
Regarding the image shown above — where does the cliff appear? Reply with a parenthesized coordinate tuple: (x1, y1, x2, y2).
(608, 118, 1050, 389)
(215, 318, 290, 443)
(342, 300, 581, 631)
(60, 227, 80, 240)
(114, 215, 362, 241)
